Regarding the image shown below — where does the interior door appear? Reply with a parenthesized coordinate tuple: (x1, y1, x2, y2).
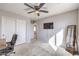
(1, 16, 15, 42)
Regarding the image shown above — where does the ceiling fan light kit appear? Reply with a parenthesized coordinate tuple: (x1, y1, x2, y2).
(35, 11, 39, 14)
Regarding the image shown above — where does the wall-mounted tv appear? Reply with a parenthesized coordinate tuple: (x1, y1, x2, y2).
(43, 22, 53, 29)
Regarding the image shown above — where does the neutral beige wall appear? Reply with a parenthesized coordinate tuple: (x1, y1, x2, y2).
(37, 10, 78, 44)
(0, 16, 2, 37)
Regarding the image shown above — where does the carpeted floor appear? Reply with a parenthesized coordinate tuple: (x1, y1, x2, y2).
(12, 41, 72, 56)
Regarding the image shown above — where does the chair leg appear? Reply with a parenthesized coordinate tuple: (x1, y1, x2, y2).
(4, 51, 15, 56)
(5, 54, 8, 56)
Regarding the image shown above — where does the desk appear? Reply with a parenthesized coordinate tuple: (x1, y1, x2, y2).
(0, 39, 6, 49)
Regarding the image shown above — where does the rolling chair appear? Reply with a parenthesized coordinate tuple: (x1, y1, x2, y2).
(0, 34, 18, 56)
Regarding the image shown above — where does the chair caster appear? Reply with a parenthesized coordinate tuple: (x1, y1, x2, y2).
(13, 52, 15, 54)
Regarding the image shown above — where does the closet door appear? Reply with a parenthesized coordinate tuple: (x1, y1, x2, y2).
(16, 19, 26, 45)
(1, 16, 15, 42)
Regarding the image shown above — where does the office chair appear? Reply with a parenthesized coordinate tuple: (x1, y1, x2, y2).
(0, 34, 17, 56)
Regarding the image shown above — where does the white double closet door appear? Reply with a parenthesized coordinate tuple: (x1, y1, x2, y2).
(1, 16, 26, 45)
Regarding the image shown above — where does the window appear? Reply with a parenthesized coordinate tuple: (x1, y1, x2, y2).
(34, 25, 37, 32)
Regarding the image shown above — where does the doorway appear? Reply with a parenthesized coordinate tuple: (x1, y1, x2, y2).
(33, 25, 37, 40)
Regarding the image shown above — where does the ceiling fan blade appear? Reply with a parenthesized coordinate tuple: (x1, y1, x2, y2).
(24, 3, 34, 9)
(39, 3, 45, 9)
(28, 11, 35, 14)
(39, 10, 48, 13)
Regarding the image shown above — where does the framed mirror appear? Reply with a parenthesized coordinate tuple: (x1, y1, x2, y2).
(66, 25, 78, 55)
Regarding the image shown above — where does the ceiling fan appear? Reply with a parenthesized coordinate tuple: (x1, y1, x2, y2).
(24, 3, 48, 16)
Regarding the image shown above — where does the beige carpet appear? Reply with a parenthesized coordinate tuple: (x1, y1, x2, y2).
(11, 41, 72, 56)
(14, 42, 54, 56)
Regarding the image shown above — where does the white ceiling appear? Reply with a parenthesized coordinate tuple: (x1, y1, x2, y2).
(0, 3, 79, 20)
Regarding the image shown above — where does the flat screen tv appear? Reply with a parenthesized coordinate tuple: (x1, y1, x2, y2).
(43, 22, 53, 29)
